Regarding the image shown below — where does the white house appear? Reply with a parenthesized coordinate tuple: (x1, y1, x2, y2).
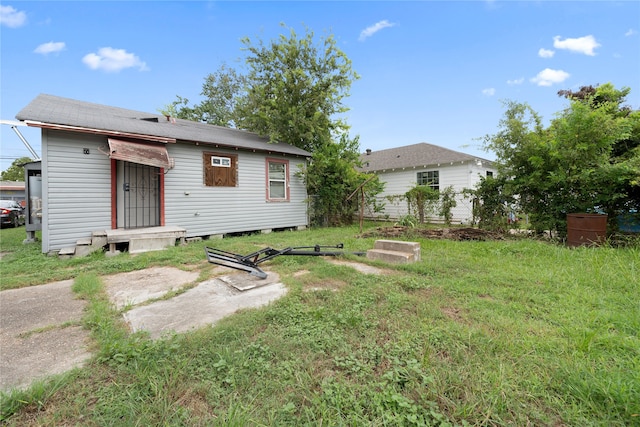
(15, 94, 311, 254)
(359, 143, 497, 224)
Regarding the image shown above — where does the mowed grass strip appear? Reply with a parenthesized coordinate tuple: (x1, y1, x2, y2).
(1, 225, 638, 426)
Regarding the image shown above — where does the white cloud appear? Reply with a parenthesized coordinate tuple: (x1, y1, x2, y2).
(359, 20, 395, 41)
(553, 35, 600, 56)
(625, 29, 637, 37)
(507, 78, 524, 85)
(530, 68, 570, 86)
(82, 47, 148, 72)
(482, 88, 496, 96)
(538, 48, 555, 58)
(34, 41, 66, 55)
(0, 5, 27, 28)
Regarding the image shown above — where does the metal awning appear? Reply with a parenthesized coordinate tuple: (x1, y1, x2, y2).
(108, 138, 173, 170)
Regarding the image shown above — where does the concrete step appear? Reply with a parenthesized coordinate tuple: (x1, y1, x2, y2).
(366, 248, 416, 264)
(76, 237, 92, 246)
(58, 247, 76, 256)
(372, 239, 421, 262)
(72, 237, 107, 257)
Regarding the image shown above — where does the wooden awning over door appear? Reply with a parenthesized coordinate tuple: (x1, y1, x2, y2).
(108, 138, 173, 170)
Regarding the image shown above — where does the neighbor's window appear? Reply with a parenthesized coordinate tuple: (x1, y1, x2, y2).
(203, 152, 237, 187)
(266, 158, 289, 201)
(486, 171, 493, 177)
(417, 170, 439, 191)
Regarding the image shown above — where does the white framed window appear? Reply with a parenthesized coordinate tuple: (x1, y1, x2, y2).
(417, 170, 439, 191)
(266, 158, 289, 201)
(211, 156, 231, 167)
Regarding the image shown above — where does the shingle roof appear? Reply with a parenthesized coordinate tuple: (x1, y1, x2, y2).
(15, 94, 311, 157)
(359, 143, 493, 172)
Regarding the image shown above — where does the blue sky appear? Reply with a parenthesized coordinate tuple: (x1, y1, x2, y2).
(1, 1, 639, 173)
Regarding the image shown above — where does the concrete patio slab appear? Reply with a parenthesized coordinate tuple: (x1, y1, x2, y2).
(0, 280, 91, 391)
(124, 272, 286, 339)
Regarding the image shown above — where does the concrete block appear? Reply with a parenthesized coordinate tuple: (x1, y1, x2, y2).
(76, 237, 92, 246)
(373, 240, 421, 262)
(74, 244, 103, 257)
(91, 236, 107, 248)
(74, 245, 94, 257)
(366, 249, 415, 264)
(261, 229, 272, 234)
(129, 237, 176, 254)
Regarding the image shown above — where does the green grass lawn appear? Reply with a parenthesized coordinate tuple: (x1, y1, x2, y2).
(1, 225, 638, 426)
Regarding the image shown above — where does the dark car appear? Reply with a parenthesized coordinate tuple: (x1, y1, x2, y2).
(0, 200, 25, 228)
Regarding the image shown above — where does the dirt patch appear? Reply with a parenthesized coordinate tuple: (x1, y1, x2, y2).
(361, 226, 503, 241)
(293, 270, 310, 277)
(442, 307, 466, 324)
(327, 259, 389, 275)
(304, 279, 347, 292)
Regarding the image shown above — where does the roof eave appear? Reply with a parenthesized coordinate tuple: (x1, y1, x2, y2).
(24, 120, 176, 144)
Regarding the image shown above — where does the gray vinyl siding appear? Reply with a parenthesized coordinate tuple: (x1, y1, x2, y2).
(370, 162, 497, 224)
(164, 144, 308, 236)
(42, 130, 112, 252)
(39, 130, 307, 252)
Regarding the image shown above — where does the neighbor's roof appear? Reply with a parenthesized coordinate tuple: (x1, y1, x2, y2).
(359, 143, 494, 172)
(16, 94, 311, 157)
(0, 181, 25, 189)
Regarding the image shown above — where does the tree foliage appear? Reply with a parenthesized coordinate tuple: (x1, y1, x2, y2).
(404, 185, 439, 224)
(236, 25, 358, 153)
(0, 157, 33, 181)
(301, 135, 383, 226)
(438, 185, 458, 226)
(482, 83, 639, 235)
(465, 176, 514, 232)
(162, 64, 246, 127)
(164, 24, 375, 227)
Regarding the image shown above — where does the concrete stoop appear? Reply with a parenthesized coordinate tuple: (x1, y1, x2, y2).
(366, 239, 421, 264)
(57, 227, 186, 258)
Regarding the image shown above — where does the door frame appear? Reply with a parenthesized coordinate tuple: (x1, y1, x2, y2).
(110, 159, 165, 229)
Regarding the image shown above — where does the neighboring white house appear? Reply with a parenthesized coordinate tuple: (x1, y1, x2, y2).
(359, 143, 497, 224)
(15, 94, 311, 253)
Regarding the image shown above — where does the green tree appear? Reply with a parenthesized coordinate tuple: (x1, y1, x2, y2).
(236, 24, 359, 153)
(464, 176, 514, 232)
(162, 64, 246, 127)
(438, 185, 458, 226)
(165, 24, 375, 227)
(482, 83, 639, 235)
(301, 135, 382, 226)
(0, 157, 32, 181)
(405, 185, 439, 224)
